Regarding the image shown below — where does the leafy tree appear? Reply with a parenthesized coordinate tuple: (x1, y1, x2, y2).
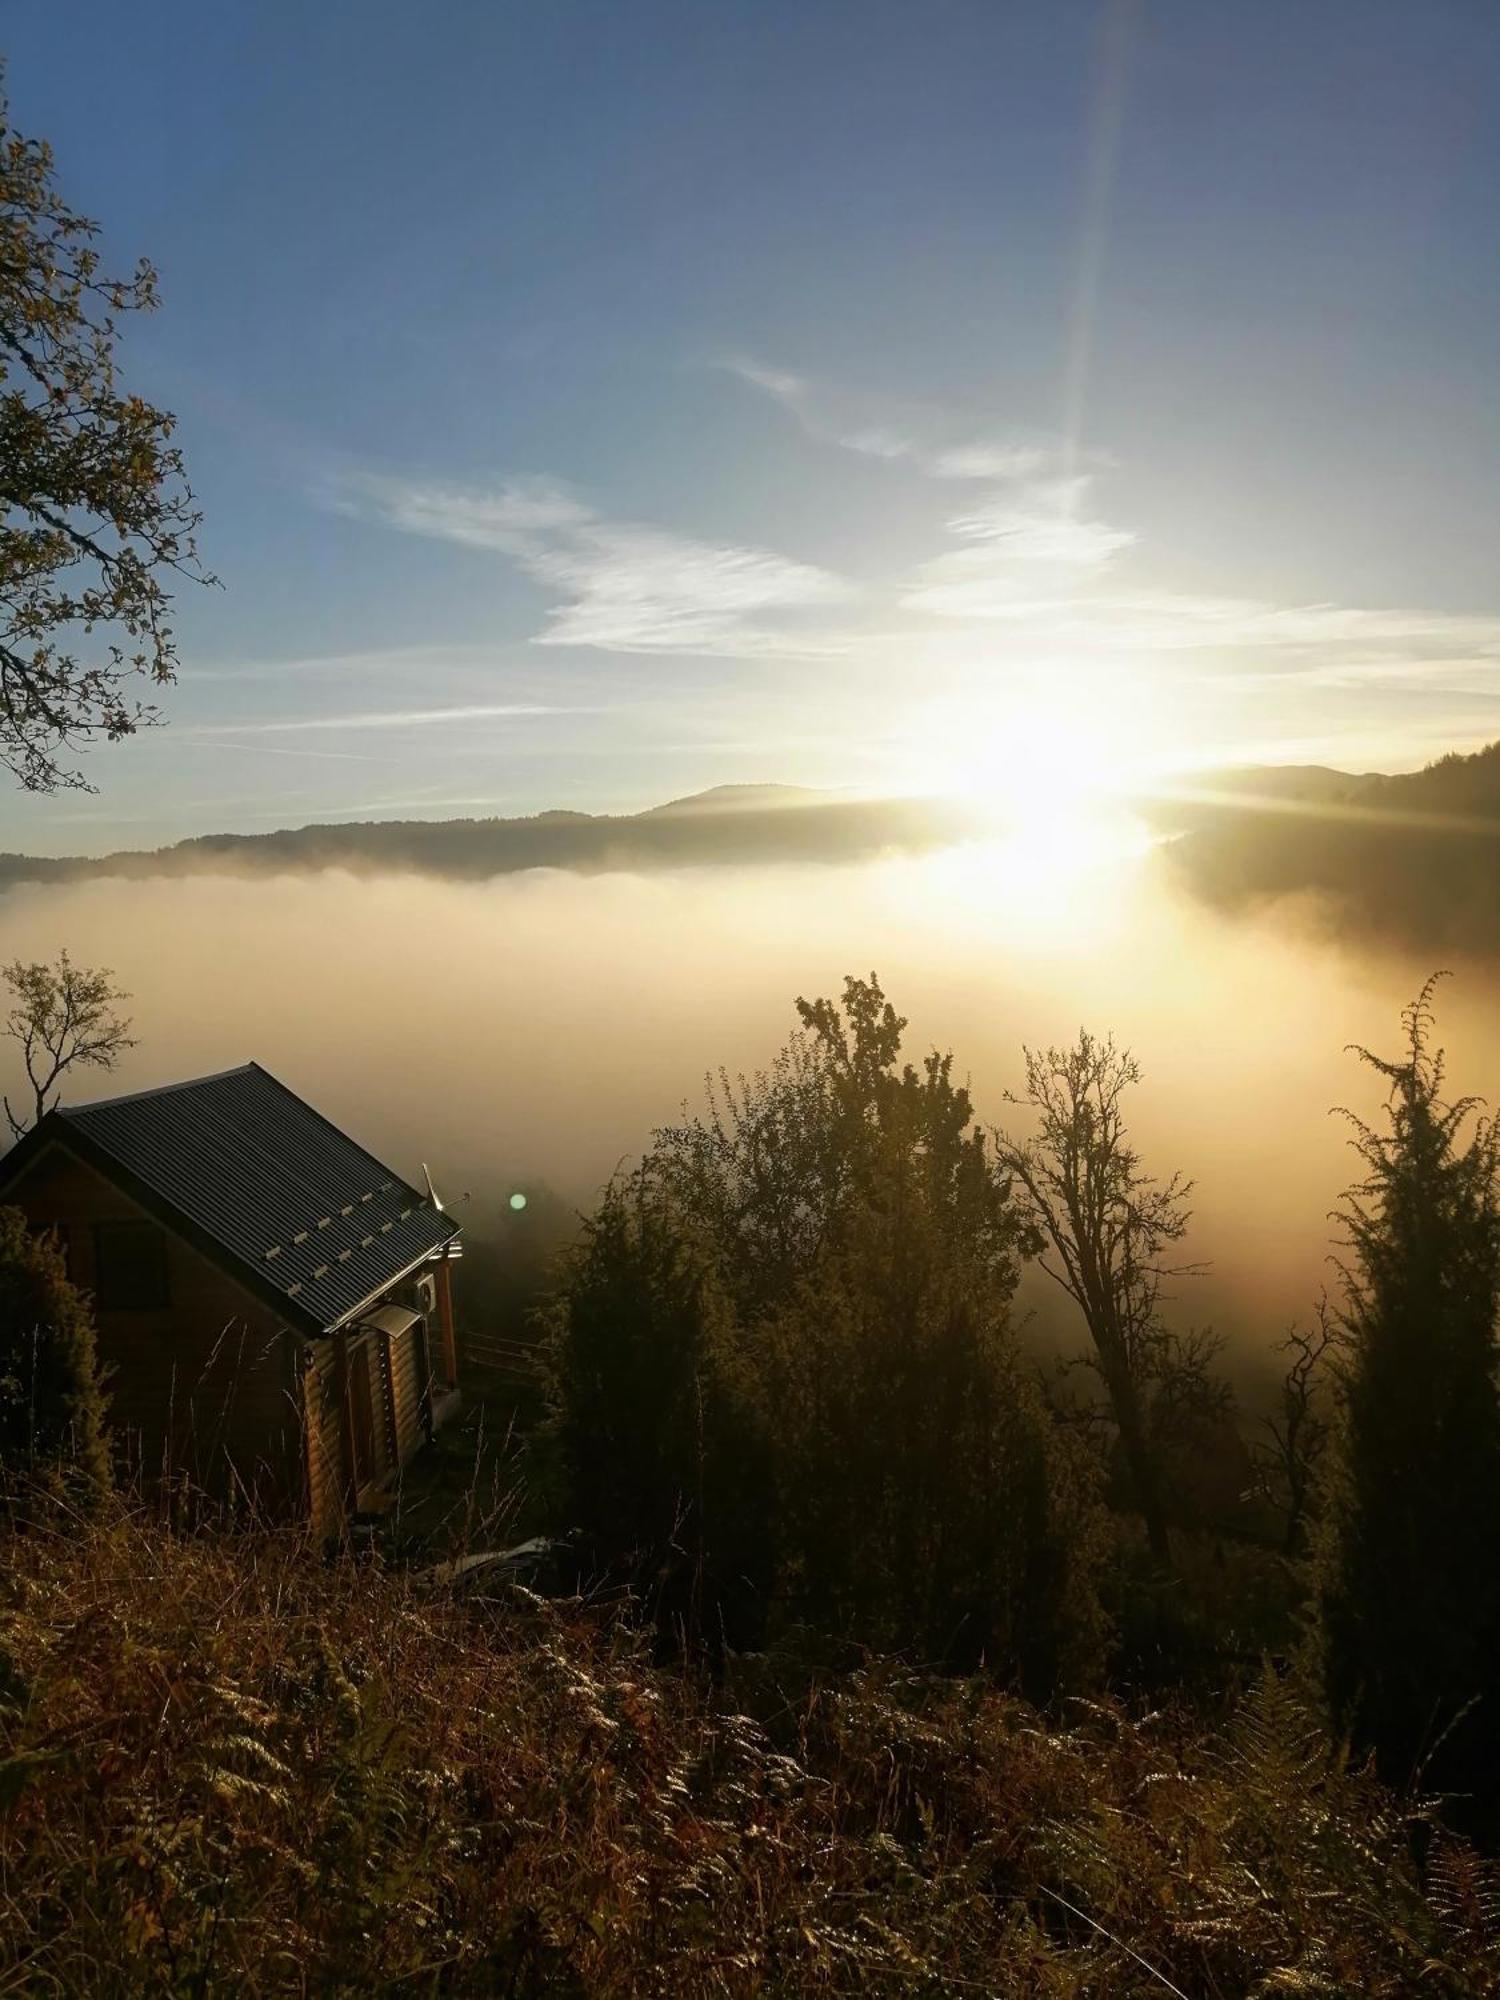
(0, 1203, 110, 1496)
(996, 1033, 1207, 1562)
(634, 974, 1105, 1687)
(650, 974, 1033, 1320)
(759, 1162, 1106, 1689)
(0, 74, 208, 792)
(3, 949, 135, 1137)
(541, 1173, 771, 1650)
(1319, 978, 1500, 1801)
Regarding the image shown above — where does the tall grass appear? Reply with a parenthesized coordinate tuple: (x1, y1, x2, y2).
(2, 1499, 1497, 1996)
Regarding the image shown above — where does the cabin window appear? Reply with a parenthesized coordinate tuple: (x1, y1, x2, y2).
(93, 1221, 170, 1310)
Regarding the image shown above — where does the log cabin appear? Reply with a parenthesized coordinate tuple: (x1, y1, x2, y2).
(0, 1063, 461, 1534)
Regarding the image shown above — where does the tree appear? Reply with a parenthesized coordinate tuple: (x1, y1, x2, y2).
(1319, 978, 1500, 1801)
(3, 949, 135, 1137)
(1251, 1306, 1335, 1557)
(758, 1148, 1106, 1688)
(632, 974, 1105, 1686)
(541, 1173, 771, 1652)
(996, 1032, 1202, 1563)
(0, 1203, 110, 1496)
(0, 74, 208, 792)
(650, 974, 1035, 1323)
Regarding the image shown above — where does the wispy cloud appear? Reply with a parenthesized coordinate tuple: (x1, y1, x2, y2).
(718, 354, 1052, 482)
(984, 590, 1500, 664)
(198, 702, 583, 736)
(902, 473, 1135, 619)
(926, 442, 1053, 481)
(325, 390, 1500, 775)
(721, 357, 808, 404)
(335, 471, 855, 659)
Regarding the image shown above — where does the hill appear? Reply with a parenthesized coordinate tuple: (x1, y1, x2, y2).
(1155, 740, 1500, 951)
(4, 747, 1498, 955)
(0, 786, 973, 892)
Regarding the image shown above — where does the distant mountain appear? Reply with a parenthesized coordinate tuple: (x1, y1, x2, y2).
(6, 749, 1498, 954)
(0, 786, 976, 891)
(1154, 741, 1500, 953)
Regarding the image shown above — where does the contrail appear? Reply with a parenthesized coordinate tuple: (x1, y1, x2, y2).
(1062, 0, 1143, 482)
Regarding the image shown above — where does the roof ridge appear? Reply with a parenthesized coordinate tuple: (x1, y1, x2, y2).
(56, 1063, 259, 1116)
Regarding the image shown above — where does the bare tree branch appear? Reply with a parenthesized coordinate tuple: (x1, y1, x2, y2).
(2, 948, 135, 1132)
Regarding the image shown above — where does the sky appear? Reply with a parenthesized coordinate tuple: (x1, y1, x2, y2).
(5, 0, 1500, 854)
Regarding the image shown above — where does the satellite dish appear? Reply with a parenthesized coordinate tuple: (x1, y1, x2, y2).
(420, 1161, 444, 1213)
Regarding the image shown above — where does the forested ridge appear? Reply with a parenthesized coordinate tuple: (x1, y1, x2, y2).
(7, 743, 1500, 956)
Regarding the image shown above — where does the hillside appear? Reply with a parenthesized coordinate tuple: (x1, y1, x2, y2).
(0, 786, 973, 891)
(5, 747, 1499, 954)
(1154, 741, 1500, 951)
(3, 1505, 1498, 1997)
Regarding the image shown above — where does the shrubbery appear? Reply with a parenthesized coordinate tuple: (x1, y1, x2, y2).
(4, 1508, 1499, 1998)
(0, 1203, 110, 1500)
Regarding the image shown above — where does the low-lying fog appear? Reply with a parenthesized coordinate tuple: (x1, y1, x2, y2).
(3, 840, 1492, 1387)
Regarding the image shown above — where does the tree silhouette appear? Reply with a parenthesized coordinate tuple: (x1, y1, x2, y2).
(1320, 976, 1500, 1804)
(549, 975, 1105, 1685)
(0, 73, 209, 792)
(3, 949, 135, 1137)
(996, 1032, 1200, 1562)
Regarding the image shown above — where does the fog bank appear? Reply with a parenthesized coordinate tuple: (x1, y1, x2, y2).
(2, 843, 1492, 1375)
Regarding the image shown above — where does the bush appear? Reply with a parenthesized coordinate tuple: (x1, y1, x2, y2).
(0, 1204, 110, 1499)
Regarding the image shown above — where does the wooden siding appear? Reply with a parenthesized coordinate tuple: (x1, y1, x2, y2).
(5, 1146, 304, 1513)
(306, 1348, 343, 1539)
(389, 1321, 426, 1468)
(4, 1144, 450, 1535)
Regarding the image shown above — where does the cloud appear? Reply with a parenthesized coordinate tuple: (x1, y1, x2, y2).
(321, 393, 1500, 782)
(926, 443, 1053, 481)
(1026, 591, 1500, 663)
(719, 357, 808, 405)
(337, 472, 854, 659)
(198, 703, 586, 737)
(723, 357, 919, 465)
(717, 354, 1054, 483)
(901, 473, 1135, 619)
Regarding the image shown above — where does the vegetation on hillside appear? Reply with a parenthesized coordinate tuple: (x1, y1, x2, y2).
(544, 977, 1108, 1689)
(5, 972, 1500, 1993)
(5, 1506, 1500, 1998)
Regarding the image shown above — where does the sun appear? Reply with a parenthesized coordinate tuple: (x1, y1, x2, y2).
(909, 689, 1155, 825)
(958, 709, 1117, 823)
(895, 690, 1165, 928)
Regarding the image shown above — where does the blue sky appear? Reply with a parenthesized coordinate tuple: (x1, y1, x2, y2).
(5, 0, 1500, 851)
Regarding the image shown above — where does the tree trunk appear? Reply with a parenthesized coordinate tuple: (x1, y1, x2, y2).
(1103, 1352, 1171, 1563)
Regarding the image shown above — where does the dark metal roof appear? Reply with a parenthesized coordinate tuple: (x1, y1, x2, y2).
(0, 1063, 459, 1336)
